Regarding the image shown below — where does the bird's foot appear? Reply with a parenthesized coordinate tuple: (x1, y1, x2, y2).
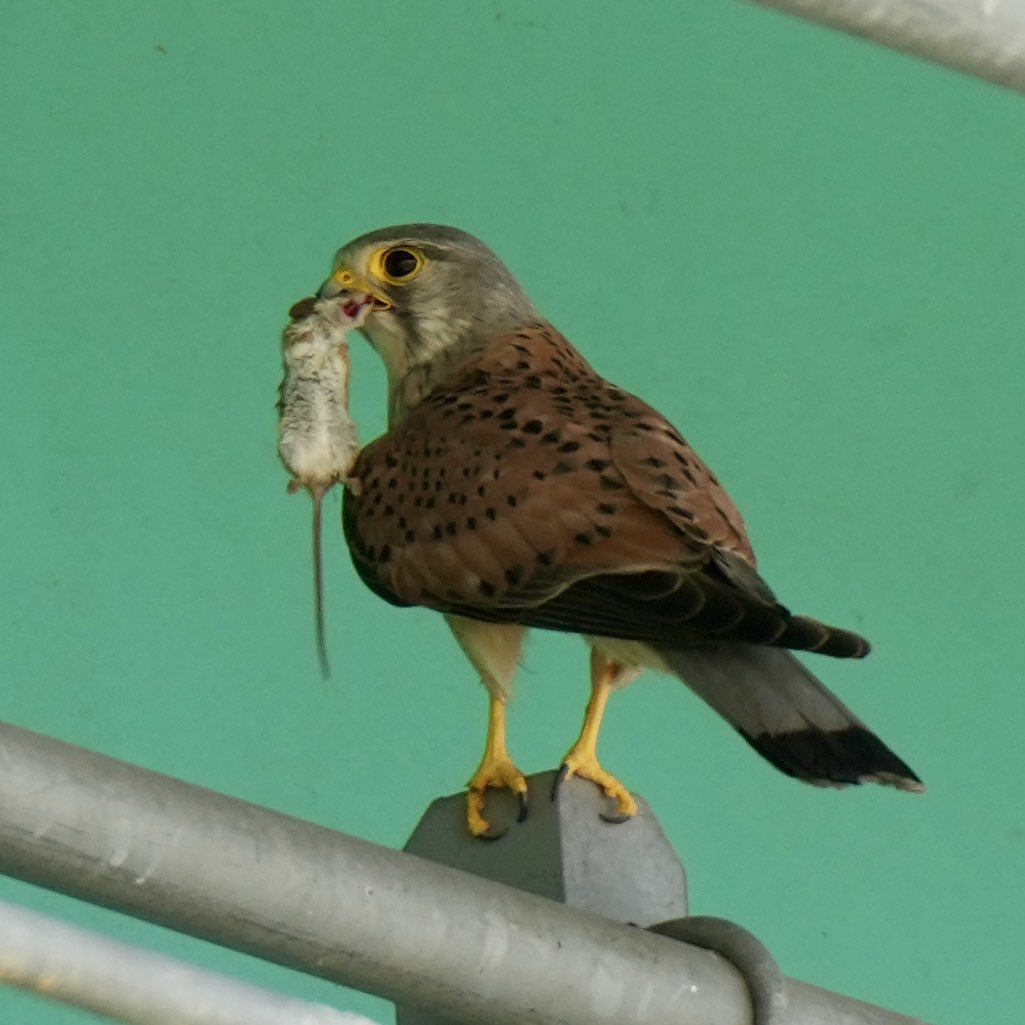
(552, 749, 638, 824)
(466, 756, 528, 839)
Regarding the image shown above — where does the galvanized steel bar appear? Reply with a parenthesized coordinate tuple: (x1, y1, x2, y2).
(0, 897, 380, 1025)
(744, 0, 1025, 94)
(0, 721, 929, 1025)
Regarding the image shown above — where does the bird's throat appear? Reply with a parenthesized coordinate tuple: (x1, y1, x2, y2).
(388, 334, 492, 424)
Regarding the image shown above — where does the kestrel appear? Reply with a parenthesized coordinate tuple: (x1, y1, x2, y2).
(318, 224, 922, 837)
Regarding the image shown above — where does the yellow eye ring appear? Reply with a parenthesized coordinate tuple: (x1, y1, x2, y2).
(371, 246, 426, 285)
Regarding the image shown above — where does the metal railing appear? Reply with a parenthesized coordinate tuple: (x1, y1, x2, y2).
(0, 898, 381, 1025)
(745, 0, 1025, 94)
(0, 721, 929, 1025)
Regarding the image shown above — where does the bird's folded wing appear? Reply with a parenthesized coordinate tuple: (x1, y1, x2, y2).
(343, 325, 809, 648)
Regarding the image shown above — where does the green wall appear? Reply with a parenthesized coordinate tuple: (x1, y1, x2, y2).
(2, 3, 1022, 1022)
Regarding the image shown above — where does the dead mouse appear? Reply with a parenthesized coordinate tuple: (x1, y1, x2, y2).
(278, 293, 370, 677)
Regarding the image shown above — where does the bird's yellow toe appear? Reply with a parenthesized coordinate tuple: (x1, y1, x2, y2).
(466, 756, 528, 838)
(558, 748, 638, 820)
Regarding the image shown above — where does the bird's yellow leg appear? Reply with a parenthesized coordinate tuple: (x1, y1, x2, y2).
(467, 695, 528, 838)
(557, 650, 638, 821)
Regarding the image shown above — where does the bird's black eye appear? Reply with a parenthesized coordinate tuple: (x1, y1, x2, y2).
(384, 248, 418, 278)
(375, 246, 425, 284)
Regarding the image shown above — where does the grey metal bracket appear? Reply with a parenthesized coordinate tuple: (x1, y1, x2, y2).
(403, 771, 787, 1025)
(651, 917, 787, 1025)
(403, 769, 688, 925)
(399, 769, 689, 1025)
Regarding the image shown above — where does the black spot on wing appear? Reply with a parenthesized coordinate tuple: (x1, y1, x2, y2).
(341, 490, 413, 609)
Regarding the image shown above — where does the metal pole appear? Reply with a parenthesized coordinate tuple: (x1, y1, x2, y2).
(0, 721, 929, 1025)
(743, 0, 1025, 95)
(0, 897, 380, 1025)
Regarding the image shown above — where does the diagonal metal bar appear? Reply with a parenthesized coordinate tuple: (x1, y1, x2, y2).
(743, 0, 1025, 95)
(0, 720, 929, 1025)
(0, 897, 380, 1025)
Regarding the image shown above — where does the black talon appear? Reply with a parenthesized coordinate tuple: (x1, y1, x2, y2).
(600, 806, 633, 825)
(516, 789, 529, 822)
(477, 823, 509, 842)
(551, 763, 570, 801)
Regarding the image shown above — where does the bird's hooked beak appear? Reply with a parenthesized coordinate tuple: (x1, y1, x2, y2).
(317, 266, 393, 311)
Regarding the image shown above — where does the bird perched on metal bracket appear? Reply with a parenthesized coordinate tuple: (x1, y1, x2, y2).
(318, 224, 923, 838)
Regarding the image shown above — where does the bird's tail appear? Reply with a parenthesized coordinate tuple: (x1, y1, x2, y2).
(659, 644, 923, 791)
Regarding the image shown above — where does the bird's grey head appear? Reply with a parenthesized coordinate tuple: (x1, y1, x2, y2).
(318, 224, 539, 421)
